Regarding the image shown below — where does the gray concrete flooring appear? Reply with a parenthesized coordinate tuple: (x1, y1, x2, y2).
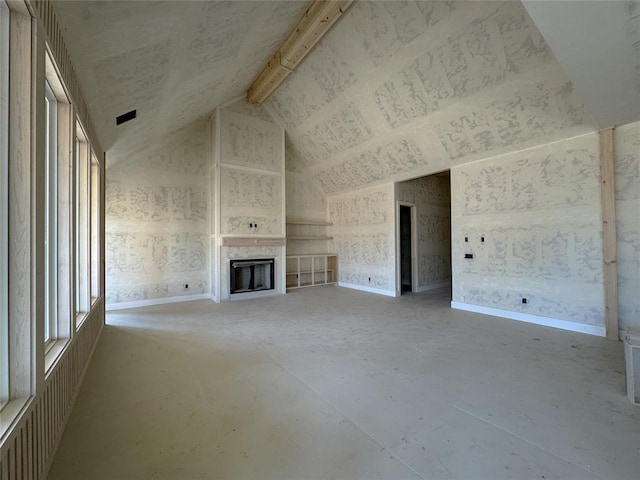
(48, 286, 639, 479)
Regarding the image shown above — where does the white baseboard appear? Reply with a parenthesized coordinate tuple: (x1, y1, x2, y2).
(451, 301, 606, 337)
(338, 282, 397, 297)
(415, 281, 450, 293)
(106, 293, 212, 311)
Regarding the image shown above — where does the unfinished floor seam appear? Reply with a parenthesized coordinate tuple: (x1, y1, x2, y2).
(452, 403, 605, 476)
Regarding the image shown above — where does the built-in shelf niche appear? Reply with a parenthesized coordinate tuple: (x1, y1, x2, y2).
(286, 218, 333, 226)
(286, 254, 337, 290)
(286, 217, 334, 255)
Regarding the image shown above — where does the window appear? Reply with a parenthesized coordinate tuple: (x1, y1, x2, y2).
(43, 52, 72, 366)
(90, 153, 100, 301)
(0, 0, 9, 409)
(44, 80, 58, 347)
(75, 123, 90, 326)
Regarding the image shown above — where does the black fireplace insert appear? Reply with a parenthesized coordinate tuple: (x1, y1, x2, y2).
(230, 258, 275, 294)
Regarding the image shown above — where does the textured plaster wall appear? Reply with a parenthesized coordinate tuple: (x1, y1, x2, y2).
(264, 0, 596, 195)
(615, 121, 640, 331)
(215, 101, 285, 301)
(106, 121, 208, 304)
(397, 176, 451, 289)
(329, 184, 396, 293)
(451, 134, 604, 327)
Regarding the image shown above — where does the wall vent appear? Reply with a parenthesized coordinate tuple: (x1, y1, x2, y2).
(116, 109, 136, 125)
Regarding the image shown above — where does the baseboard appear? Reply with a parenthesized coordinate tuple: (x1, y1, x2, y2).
(451, 301, 606, 337)
(338, 282, 397, 297)
(106, 293, 211, 311)
(415, 281, 450, 293)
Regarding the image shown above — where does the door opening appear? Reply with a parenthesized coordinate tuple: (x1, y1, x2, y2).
(400, 204, 412, 293)
(396, 170, 452, 299)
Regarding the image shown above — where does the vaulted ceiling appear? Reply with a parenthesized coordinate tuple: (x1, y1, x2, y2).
(54, 0, 309, 163)
(55, 1, 640, 194)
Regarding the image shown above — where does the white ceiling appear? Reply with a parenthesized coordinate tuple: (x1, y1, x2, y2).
(54, 0, 310, 165)
(55, 0, 640, 184)
(523, 0, 640, 128)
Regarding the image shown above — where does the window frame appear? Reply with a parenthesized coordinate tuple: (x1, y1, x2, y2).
(44, 79, 58, 350)
(90, 152, 100, 303)
(43, 50, 73, 372)
(0, 0, 10, 410)
(75, 121, 91, 328)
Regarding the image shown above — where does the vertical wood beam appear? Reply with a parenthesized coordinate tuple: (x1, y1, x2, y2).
(599, 127, 618, 340)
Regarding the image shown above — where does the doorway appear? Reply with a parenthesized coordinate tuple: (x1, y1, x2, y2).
(400, 205, 413, 293)
(396, 171, 452, 298)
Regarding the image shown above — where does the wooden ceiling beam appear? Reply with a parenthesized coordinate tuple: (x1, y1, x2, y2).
(247, 0, 353, 105)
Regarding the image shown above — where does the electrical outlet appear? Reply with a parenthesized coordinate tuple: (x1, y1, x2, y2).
(185, 284, 189, 289)
(522, 297, 527, 304)
(368, 277, 371, 282)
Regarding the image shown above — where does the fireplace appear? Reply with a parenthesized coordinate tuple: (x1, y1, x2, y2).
(230, 258, 275, 295)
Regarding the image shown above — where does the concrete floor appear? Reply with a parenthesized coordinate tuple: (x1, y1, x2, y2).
(48, 286, 639, 479)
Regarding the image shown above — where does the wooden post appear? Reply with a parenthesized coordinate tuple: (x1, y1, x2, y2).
(599, 127, 618, 340)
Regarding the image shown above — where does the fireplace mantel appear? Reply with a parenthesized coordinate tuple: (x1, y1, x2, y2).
(220, 236, 286, 247)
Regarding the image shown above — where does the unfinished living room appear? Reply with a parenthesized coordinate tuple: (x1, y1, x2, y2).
(1, 1, 639, 479)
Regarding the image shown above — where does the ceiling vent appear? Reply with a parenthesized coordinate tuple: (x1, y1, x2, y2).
(116, 109, 136, 125)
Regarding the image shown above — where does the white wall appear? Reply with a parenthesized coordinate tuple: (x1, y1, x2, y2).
(106, 121, 209, 305)
(329, 184, 396, 295)
(615, 120, 640, 332)
(451, 133, 605, 331)
(397, 175, 451, 291)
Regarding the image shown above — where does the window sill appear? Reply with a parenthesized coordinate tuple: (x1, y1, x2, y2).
(45, 337, 69, 376)
(44, 337, 56, 355)
(0, 396, 31, 444)
(75, 312, 88, 331)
